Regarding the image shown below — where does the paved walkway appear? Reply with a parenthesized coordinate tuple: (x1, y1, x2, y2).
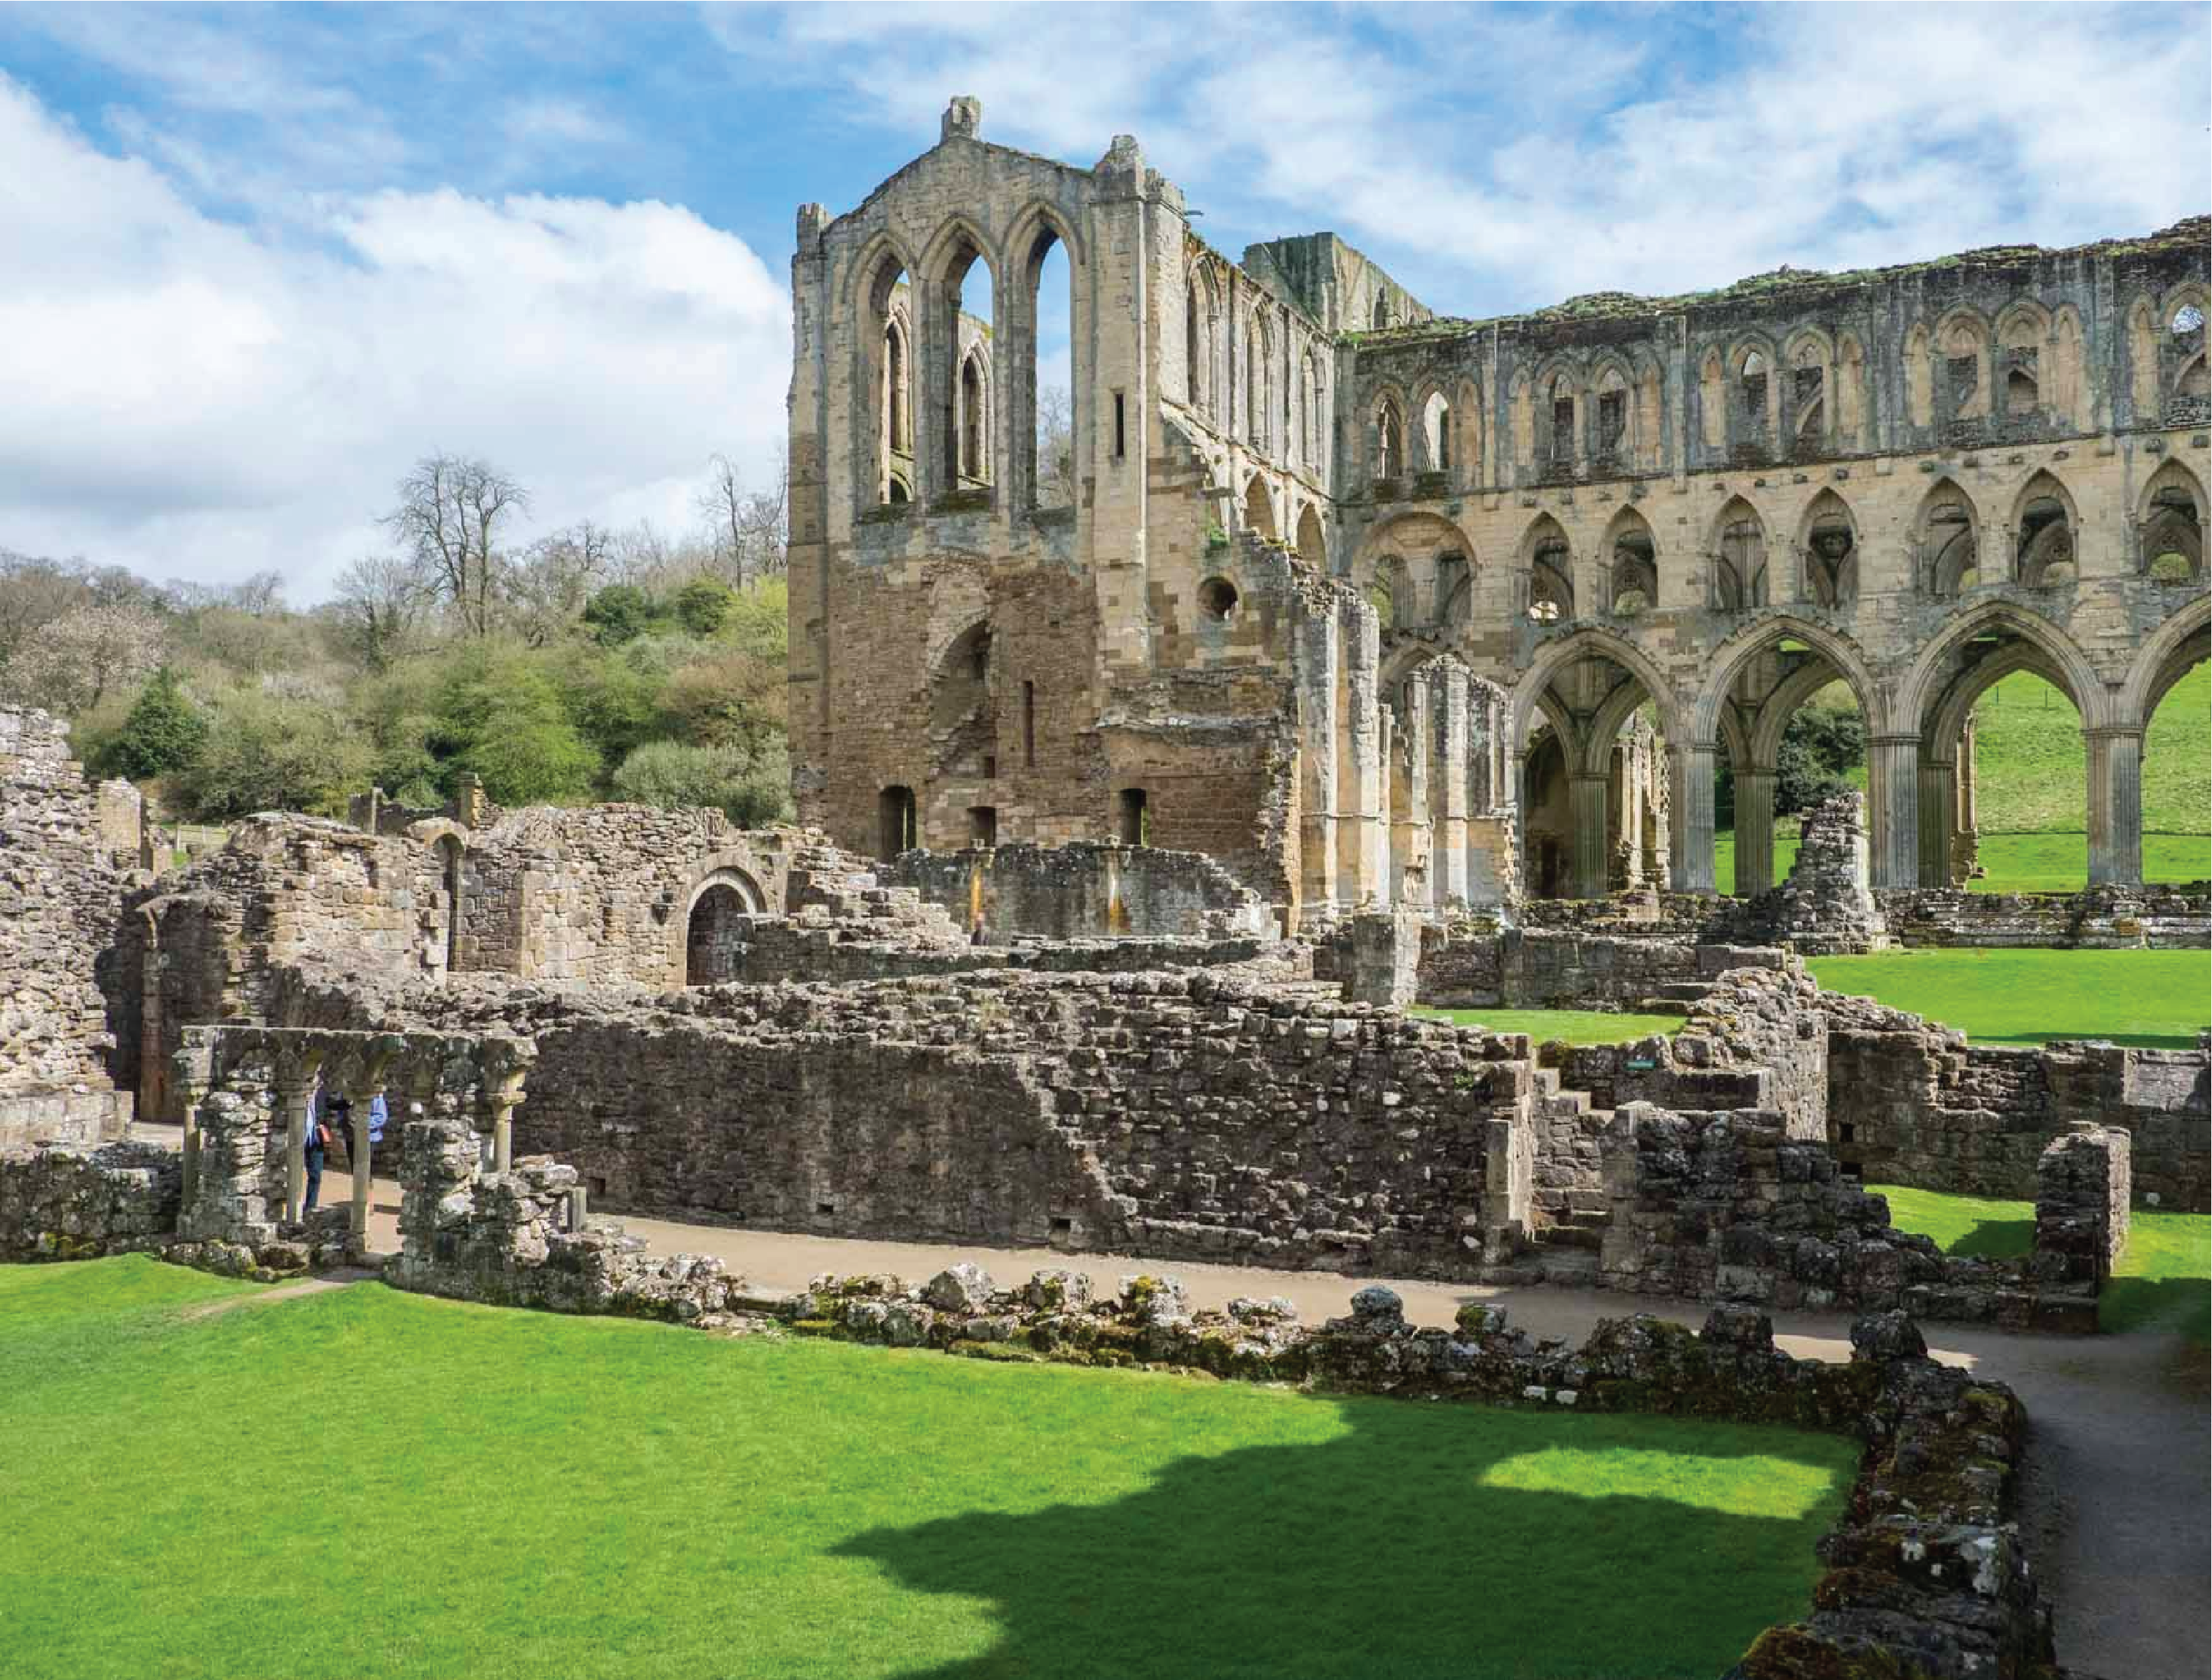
(165, 1145, 2211, 1680)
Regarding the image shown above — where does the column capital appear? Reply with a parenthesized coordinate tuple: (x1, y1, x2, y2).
(1868, 733, 1923, 748)
(2082, 726, 2145, 743)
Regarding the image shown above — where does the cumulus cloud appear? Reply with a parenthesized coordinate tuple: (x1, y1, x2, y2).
(0, 75, 788, 599)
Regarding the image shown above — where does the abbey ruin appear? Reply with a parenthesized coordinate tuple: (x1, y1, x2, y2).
(3, 98, 2208, 1680)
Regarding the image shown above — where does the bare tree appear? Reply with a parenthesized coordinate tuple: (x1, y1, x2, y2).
(1036, 385, 1078, 511)
(332, 554, 433, 671)
(380, 454, 529, 636)
(507, 522, 617, 646)
(0, 550, 91, 677)
(695, 446, 788, 585)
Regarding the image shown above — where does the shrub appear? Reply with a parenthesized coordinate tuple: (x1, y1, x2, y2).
(176, 688, 372, 818)
(673, 579, 736, 636)
(610, 739, 792, 826)
(581, 584, 654, 647)
(99, 667, 208, 780)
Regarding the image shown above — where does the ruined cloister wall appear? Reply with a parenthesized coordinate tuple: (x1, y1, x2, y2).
(0, 709, 126, 1099)
(889, 840, 1276, 939)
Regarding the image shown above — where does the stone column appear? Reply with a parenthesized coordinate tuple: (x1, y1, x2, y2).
(279, 1079, 314, 1225)
(1569, 773, 1610, 900)
(1735, 768, 1777, 896)
(1390, 682, 1431, 910)
(1336, 595, 1385, 908)
(1669, 742, 1719, 894)
(1295, 601, 1340, 915)
(1865, 734, 1920, 889)
(1956, 715, 1980, 876)
(350, 1093, 377, 1252)
(1427, 663, 1470, 909)
(2085, 728, 2144, 886)
(1917, 758, 1956, 888)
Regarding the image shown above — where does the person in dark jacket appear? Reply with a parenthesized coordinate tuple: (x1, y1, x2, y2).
(304, 1096, 342, 1213)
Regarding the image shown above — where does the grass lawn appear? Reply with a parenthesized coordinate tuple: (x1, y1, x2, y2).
(0, 1257, 1860, 1680)
(1716, 829, 2208, 897)
(1423, 1008, 1685, 1046)
(1805, 949, 2211, 1049)
(1871, 1186, 2210, 1342)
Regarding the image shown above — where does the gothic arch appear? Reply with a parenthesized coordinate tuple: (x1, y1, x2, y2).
(1296, 502, 1327, 570)
(1794, 487, 1859, 609)
(1709, 496, 1770, 610)
(1002, 200, 1087, 271)
(2008, 469, 2080, 585)
(1518, 511, 1576, 623)
(1601, 505, 1658, 617)
(1242, 472, 1279, 543)
(2118, 592, 2212, 726)
(2139, 456, 2207, 578)
(1745, 654, 1855, 767)
(1895, 601, 2108, 734)
(917, 215, 1002, 290)
(1513, 626, 1686, 751)
(1693, 615, 1881, 743)
(1370, 383, 1411, 480)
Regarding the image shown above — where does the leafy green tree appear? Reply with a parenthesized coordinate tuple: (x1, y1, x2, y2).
(100, 666, 207, 779)
(610, 739, 792, 826)
(673, 578, 736, 636)
(177, 688, 372, 819)
(581, 584, 654, 647)
(559, 649, 662, 769)
(434, 647, 599, 805)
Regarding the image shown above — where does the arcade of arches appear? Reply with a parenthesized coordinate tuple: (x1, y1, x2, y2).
(788, 98, 2209, 912)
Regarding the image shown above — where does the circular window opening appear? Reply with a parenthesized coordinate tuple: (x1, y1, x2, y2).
(2173, 304, 2205, 336)
(1198, 576, 1239, 620)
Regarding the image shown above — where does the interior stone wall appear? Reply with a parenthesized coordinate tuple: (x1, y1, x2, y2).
(890, 840, 1278, 941)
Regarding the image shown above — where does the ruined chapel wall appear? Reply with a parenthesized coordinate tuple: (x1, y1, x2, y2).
(890, 841, 1274, 940)
(0, 709, 127, 1096)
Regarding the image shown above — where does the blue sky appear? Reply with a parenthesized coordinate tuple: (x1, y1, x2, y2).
(1, 1, 2205, 598)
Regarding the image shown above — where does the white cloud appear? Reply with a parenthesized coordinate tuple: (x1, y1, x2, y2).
(0, 75, 790, 599)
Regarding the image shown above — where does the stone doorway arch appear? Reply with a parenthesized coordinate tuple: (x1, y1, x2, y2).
(683, 867, 765, 986)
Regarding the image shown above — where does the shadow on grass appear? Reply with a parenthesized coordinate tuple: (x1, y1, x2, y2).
(1948, 1216, 2035, 1259)
(834, 1389, 1852, 1680)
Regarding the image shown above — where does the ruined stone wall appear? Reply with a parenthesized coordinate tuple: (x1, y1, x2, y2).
(0, 1139, 181, 1262)
(889, 840, 1276, 940)
(0, 1088, 135, 1153)
(1826, 996, 2210, 1209)
(0, 708, 126, 1095)
(1410, 913, 1788, 1011)
(455, 808, 820, 985)
(1873, 882, 2209, 948)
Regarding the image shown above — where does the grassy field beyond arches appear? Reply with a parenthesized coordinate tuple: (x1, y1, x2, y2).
(1805, 949, 2210, 1049)
(0, 1258, 1858, 1680)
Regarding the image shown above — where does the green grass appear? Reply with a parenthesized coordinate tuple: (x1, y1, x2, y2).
(0, 1257, 1861, 1680)
(1424, 1008, 1685, 1046)
(1805, 949, 2211, 1048)
(1871, 1186, 2210, 1342)
(1714, 666, 2209, 895)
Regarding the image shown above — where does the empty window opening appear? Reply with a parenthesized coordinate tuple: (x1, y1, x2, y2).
(436, 835, 464, 973)
(2006, 364, 2039, 417)
(1436, 553, 1472, 625)
(1946, 354, 1978, 408)
(1550, 379, 1575, 462)
(2016, 494, 2075, 586)
(816, 1199, 837, 1216)
(1530, 538, 1573, 623)
(1925, 499, 1977, 596)
(2173, 304, 2205, 336)
(981, 755, 997, 780)
(1609, 532, 1656, 617)
(878, 785, 917, 861)
(1422, 392, 1452, 475)
(1715, 516, 1768, 610)
(1375, 396, 1405, 480)
(1024, 226, 1073, 507)
(1596, 389, 1626, 456)
(940, 238, 994, 491)
(1049, 1215, 1075, 1237)
(2144, 484, 2202, 581)
(869, 259, 913, 505)
(1022, 681, 1037, 766)
(1199, 576, 1239, 620)
(1118, 788, 1150, 845)
(959, 352, 989, 483)
(1807, 519, 1857, 609)
(1372, 293, 1390, 330)
(1114, 391, 1125, 459)
(1839, 1123, 1856, 1143)
(968, 806, 998, 846)
(1740, 351, 1767, 421)
(589, 1175, 608, 1199)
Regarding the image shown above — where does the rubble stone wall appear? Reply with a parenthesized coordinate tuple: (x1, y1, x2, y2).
(1, 708, 126, 1093)
(0, 1088, 135, 1153)
(1873, 882, 2210, 949)
(889, 841, 1277, 940)
(1411, 919, 1789, 1010)
(1825, 996, 2209, 1210)
(0, 1140, 181, 1262)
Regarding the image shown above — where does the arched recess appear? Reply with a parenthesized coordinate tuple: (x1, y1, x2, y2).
(1915, 477, 1982, 598)
(1452, 377, 1483, 488)
(1373, 389, 1407, 481)
(1994, 300, 2050, 420)
(1896, 601, 2107, 738)
(1296, 503, 1326, 570)
(930, 619, 999, 777)
(2161, 282, 2208, 423)
(2009, 470, 2079, 587)
(1602, 507, 1658, 617)
(1248, 307, 1274, 447)
(1007, 203, 1081, 511)
(1242, 473, 1278, 543)
(2139, 457, 2206, 581)
(1419, 389, 1452, 475)
(1710, 497, 1769, 610)
(1933, 308, 1991, 423)
(856, 237, 921, 507)
(1796, 488, 1859, 609)
(1358, 511, 1474, 633)
(1592, 361, 1631, 461)
(1300, 350, 1321, 468)
(1184, 267, 1214, 417)
(409, 819, 472, 973)
(1513, 627, 1685, 755)
(920, 219, 997, 497)
(957, 341, 993, 485)
(1520, 513, 1574, 623)
(1514, 636, 1681, 900)
(682, 867, 766, 987)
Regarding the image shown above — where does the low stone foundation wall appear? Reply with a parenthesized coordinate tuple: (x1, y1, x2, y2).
(1825, 995, 2210, 1210)
(0, 1140, 180, 1262)
(1412, 919, 1789, 1010)
(726, 912, 1286, 986)
(0, 1085, 135, 1153)
(1872, 881, 2209, 949)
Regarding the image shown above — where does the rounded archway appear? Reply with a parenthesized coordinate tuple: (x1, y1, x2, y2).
(684, 868, 765, 986)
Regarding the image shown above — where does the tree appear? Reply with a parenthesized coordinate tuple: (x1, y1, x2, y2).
(0, 595, 167, 715)
(610, 738, 792, 826)
(1036, 384, 1078, 510)
(434, 649, 599, 805)
(332, 554, 431, 671)
(0, 551, 91, 676)
(695, 448, 788, 584)
(380, 454, 528, 637)
(177, 687, 371, 819)
(508, 523, 616, 647)
(581, 584, 653, 647)
(101, 666, 206, 780)
(674, 577, 736, 636)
